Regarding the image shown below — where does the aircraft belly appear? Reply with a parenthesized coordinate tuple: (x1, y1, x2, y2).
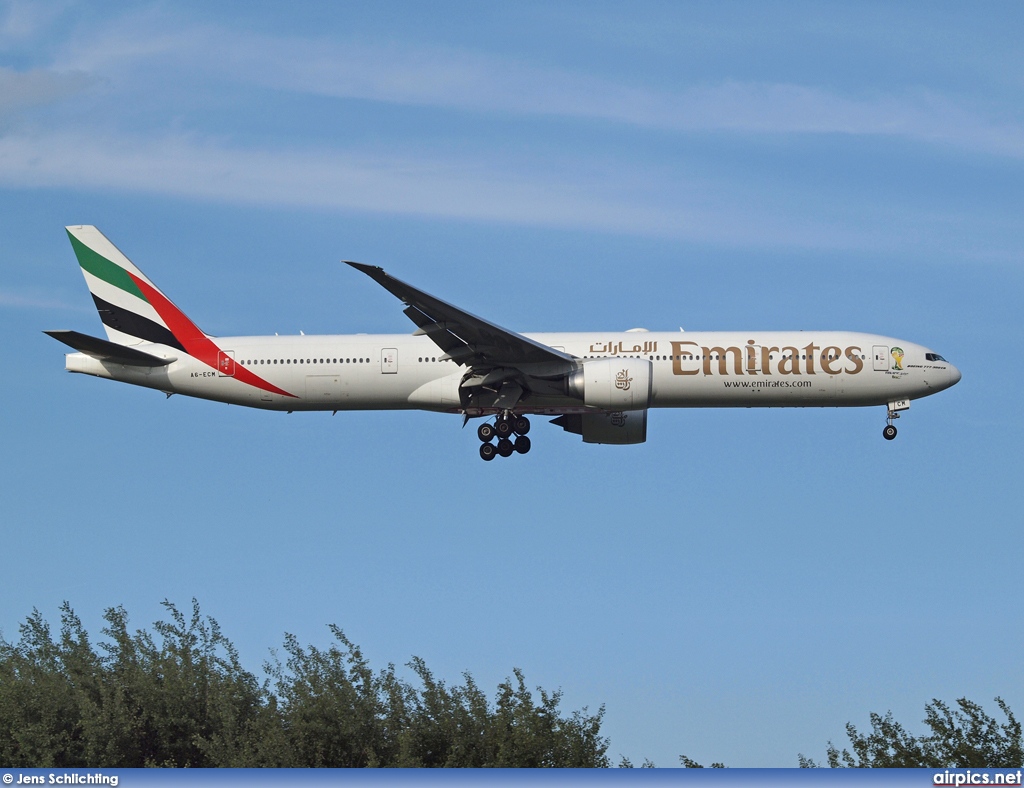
(652, 368, 837, 407)
(639, 333, 940, 409)
(407, 374, 462, 412)
(651, 374, 925, 409)
(304, 374, 345, 405)
(125, 355, 444, 411)
(84, 357, 174, 391)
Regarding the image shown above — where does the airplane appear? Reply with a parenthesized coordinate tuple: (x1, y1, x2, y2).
(47, 225, 961, 460)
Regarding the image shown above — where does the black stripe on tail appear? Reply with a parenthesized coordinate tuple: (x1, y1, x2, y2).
(92, 294, 187, 352)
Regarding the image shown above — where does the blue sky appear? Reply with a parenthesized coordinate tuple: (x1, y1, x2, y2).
(1, 0, 1022, 768)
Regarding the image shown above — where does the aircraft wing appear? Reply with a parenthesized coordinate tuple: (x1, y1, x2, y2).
(44, 330, 175, 367)
(345, 262, 575, 368)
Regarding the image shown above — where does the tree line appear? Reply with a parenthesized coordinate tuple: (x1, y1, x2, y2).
(0, 601, 608, 767)
(681, 696, 1021, 768)
(1, 601, 1019, 768)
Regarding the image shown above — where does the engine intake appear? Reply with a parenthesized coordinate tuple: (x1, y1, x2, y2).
(566, 357, 653, 410)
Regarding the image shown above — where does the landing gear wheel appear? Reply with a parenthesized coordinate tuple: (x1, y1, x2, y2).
(496, 437, 514, 457)
(513, 416, 531, 436)
(477, 422, 496, 442)
(883, 424, 898, 441)
(495, 418, 513, 439)
(480, 442, 497, 461)
(514, 435, 531, 454)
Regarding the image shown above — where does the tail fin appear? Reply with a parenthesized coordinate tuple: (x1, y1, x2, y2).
(66, 225, 204, 352)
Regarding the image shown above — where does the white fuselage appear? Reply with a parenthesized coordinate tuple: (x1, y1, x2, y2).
(63, 330, 960, 414)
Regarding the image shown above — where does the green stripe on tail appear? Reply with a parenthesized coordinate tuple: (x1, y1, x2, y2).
(67, 230, 146, 301)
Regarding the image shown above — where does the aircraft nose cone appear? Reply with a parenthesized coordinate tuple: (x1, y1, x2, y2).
(949, 365, 962, 387)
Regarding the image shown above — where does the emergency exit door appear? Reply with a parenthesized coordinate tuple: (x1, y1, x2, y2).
(381, 348, 398, 373)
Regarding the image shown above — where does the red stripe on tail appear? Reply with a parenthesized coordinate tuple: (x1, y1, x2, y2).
(129, 274, 297, 398)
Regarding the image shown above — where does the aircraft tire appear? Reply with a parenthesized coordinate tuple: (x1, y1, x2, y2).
(480, 442, 497, 461)
(883, 425, 898, 440)
(478, 422, 496, 442)
(513, 416, 531, 435)
(495, 419, 513, 439)
(496, 437, 514, 457)
(514, 435, 531, 454)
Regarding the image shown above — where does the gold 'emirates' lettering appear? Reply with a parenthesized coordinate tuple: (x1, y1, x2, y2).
(671, 340, 700, 375)
(845, 347, 864, 373)
(704, 346, 744, 376)
(778, 347, 801, 375)
(746, 340, 758, 373)
(821, 346, 843, 375)
(670, 340, 864, 377)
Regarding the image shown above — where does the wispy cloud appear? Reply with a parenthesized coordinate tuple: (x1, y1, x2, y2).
(0, 129, 878, 250)
(0, 0, 71, 42)
(0, 287, 87, 312)
(0, 67, 91, 117)
(0, 130, 692, 231)
(249, 43, 1024, 157)
(0, 8, 1015, 259)
(56, 17, 1024, 159)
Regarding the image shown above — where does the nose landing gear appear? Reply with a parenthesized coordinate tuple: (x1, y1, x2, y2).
(477, 412, 532, 461)
(882, 405, 901, 441)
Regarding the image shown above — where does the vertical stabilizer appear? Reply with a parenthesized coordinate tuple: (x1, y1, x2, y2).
(66, 225, 203, 351)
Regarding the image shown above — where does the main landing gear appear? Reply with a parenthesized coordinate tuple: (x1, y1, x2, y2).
(478, 412, 531, 461)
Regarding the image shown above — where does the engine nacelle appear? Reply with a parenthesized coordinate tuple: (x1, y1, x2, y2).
(551, 409, 648, 444)
(566, 357, 653, 410)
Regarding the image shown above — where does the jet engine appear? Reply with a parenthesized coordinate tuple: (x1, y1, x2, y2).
(566, 357, 653, 410)
(551, 409, 648, 444)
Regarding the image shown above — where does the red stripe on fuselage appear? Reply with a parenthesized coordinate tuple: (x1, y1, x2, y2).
(129, 274, 297, 398)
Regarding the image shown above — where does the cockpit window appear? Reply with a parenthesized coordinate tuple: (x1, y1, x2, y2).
(925, 353, 947, 362)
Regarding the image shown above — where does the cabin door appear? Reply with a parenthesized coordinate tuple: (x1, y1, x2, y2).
(218, 350, 235, 376)
(872, 345, 889, 372)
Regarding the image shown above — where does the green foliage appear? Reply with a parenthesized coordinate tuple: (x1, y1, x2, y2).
(618, 756, 656, 768)
(679, 755, 725, 768)
(8, 600, 1016, 769)
(681, 698, 1021, 769)
(0, 601, 609, 768)
(0, 600, 269, 767)
(799, 698, 1022, 768)
(266, 627, 609, 767)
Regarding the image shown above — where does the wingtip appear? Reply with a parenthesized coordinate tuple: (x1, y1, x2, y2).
(344, 260, 385, 275)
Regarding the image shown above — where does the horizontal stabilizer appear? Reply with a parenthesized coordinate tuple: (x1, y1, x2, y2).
(44, 330, 174, 367)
